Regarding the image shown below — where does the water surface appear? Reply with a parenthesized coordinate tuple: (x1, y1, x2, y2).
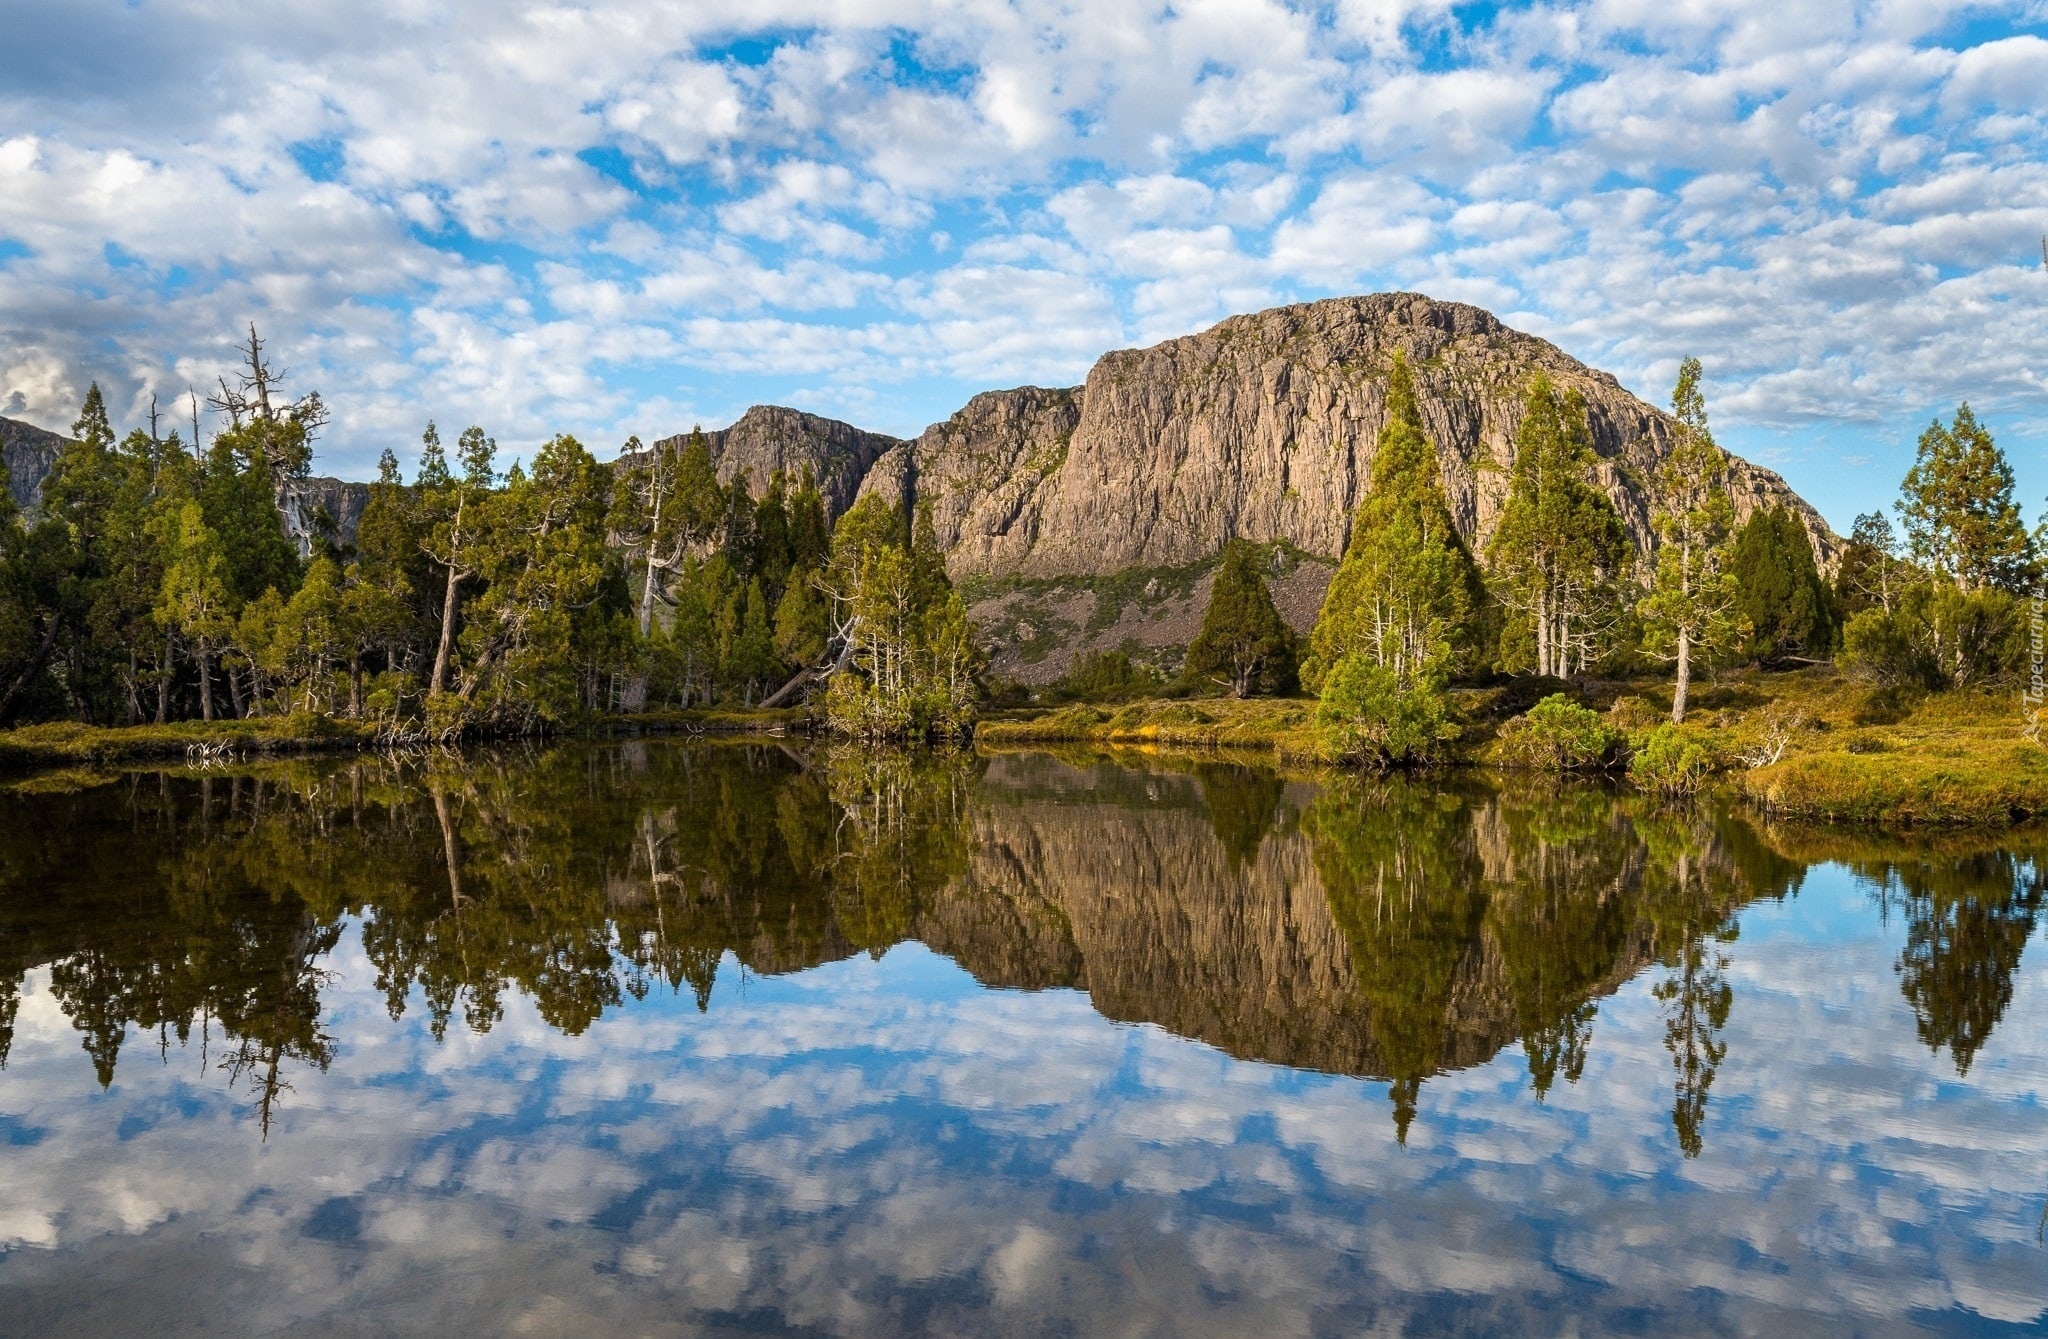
(0, 743, 2044, 1335)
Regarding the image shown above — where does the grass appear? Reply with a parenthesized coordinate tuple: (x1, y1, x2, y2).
(978, 665, 2048, 828)
(978, 697, 1322, 757)
(0, 704, 820, 774)
(0, 715, 379, 771)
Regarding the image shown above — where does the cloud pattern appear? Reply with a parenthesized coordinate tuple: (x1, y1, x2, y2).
(2, 1, 2046, 527)
(0, 866, 2045, 1335)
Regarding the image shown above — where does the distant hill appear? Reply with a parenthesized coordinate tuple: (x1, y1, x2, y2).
(0, 415, 67, 511)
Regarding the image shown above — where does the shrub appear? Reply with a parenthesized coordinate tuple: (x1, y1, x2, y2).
(1627, 724, 1720, 796)
(1497, 694, 1619, 771)
(1842, 584, 2025, 691)
(1054, 648, 1164, 702)
(1607, 695, 1662, 733)
(1314, 655, 1457, 770)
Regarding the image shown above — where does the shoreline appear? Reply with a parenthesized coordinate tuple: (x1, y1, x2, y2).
(4, 670, 2041, 828)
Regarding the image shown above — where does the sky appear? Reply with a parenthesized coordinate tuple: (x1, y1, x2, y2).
(1, 0, 2045, 531)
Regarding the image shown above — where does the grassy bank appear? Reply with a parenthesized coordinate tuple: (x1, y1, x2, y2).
(0, 716, 380, 771)
(979, 667, 2046, 827)
(977, 698, 1322, 757)
(0, 705, 819, 775)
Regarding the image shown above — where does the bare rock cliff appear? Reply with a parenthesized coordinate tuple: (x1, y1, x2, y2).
(858, 292, 1832, 579)
(652, 404, 900, 520)
(1, 415, 67, 511)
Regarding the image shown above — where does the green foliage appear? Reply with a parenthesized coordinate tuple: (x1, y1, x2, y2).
(1497, 694, 1620, 771)
(1842, 583, 2025, 692)
(1638, 357, 1737, 723)
(1183, 539, 1297, 697)
(822, 496, 982, 739)
(1313, 654, 1456, 770)
(1486, 375, 1628, 677)
(1833, 510, 1908, 623)
(1054, 648, 1164, 702)
(1627, 724, 1719, 796)
(1306, 353, 1483, 693)
(1898, 404, 2035, 593)
(1728, 506, 1833, 664)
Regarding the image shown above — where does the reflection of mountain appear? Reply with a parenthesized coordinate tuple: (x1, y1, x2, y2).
(0, 746, 2037, 1153)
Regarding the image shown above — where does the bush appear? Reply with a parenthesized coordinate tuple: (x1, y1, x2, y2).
(1842, 584, 2025, 691)
(1607, 695, 1662, 733)
(1627, 724, 1720, 796)
(1497, 694, 1619, 771)
(1314, 655, 1457, 770)
(1054, 649, 1163, 702)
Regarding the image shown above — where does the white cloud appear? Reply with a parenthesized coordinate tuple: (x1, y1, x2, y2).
(0, 0, 2039, 519)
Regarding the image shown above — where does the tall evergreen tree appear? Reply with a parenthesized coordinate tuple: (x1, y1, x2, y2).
(1305, 352, 1483, 692)
(1897, 404, 2034, 593)
(1728, 506, 1832, 665)
(1834, 510, 1907, 621)
(1184, 539, 1297, 697)
(1638, 357, 1737, 724)
(1486, 375, 1628, 677)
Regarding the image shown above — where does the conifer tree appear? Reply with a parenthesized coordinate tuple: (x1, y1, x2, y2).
(154, 501, 234, 720)
(1834, 510, 1906, 620)
(1727, 506, 1832, 664)
(1486, 375, 1628, 677)
(1305, 352, 1482, 693)
(1638, 358, 1737, 724)
(1897, 404, 2034, 593)
(1184, 539, 1297, 697)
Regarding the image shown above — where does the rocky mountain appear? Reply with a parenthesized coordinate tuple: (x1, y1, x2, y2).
(854, 293, 1833, 580)
(1, 415, 67, 511)
(649, 404, 901, 519)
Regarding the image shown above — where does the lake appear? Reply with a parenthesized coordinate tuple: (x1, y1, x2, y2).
(0, 742, 2043, 1336)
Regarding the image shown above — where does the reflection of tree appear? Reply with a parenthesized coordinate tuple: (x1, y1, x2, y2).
(1633, 805, 1744, 1159)
(1872, 853, 2045, 1074)
(1309, 780, 1485, 1143)
(1196, 764, 1287, 872)
(0, 972, 16, 1069)
(1654, 932, 1731, 1158)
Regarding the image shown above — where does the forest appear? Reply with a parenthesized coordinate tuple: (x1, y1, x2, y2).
(0, 334, 2038, 768)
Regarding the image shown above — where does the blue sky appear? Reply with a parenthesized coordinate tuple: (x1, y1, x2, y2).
(2, 0, 2045, 531)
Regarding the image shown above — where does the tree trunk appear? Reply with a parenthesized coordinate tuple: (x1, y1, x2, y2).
(432, 561, 461, 695)
(199, 647, 216, 722)
(1671, 628, 1691, 725)
(639, 553, 659, 638)
(228, 663, 247, 719)
(0, 616, 61, 724)
(1535, 586, 1550, 677)
(155, 632, 173, 724)
(349, 651, 363, 719)
(125, 650, 141, 725)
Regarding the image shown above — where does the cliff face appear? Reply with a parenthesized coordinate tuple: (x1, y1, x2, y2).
(651, 404, 901, 520)
(1, 415, 67, 511)
(859, 293, 1833, 580)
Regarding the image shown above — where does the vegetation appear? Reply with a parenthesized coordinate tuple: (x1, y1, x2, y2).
(1494, 693, 1619, 771)
(0, 331, 981, 743)
(1182, 538, 1297, 697)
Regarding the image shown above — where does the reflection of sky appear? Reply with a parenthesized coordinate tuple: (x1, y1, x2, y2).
(1, 865, 2046, 1336)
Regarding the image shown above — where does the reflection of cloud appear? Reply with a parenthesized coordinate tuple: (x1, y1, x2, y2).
(2, 871, 2047, 1335)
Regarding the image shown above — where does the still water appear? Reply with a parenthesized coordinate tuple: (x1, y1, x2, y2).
(0, 743, 2044, 1336)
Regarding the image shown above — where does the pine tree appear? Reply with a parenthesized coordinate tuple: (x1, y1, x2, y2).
(1184, 539, 1297, 697)
(1834, 510, 1906, 621)
(1897, 404, 2034, 593)
(1638, 358, 1737, 724)
(1728, 506, 1832, 664)
(154, 501, 234, 720)
(1305, 352, 1482, 692)
(1486, 375, 1628, 677)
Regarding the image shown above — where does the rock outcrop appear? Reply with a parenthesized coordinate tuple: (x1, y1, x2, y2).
(650, 404, 901, 520)
(856, 293, 1833, 580)
(1, 415, 67, 511)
